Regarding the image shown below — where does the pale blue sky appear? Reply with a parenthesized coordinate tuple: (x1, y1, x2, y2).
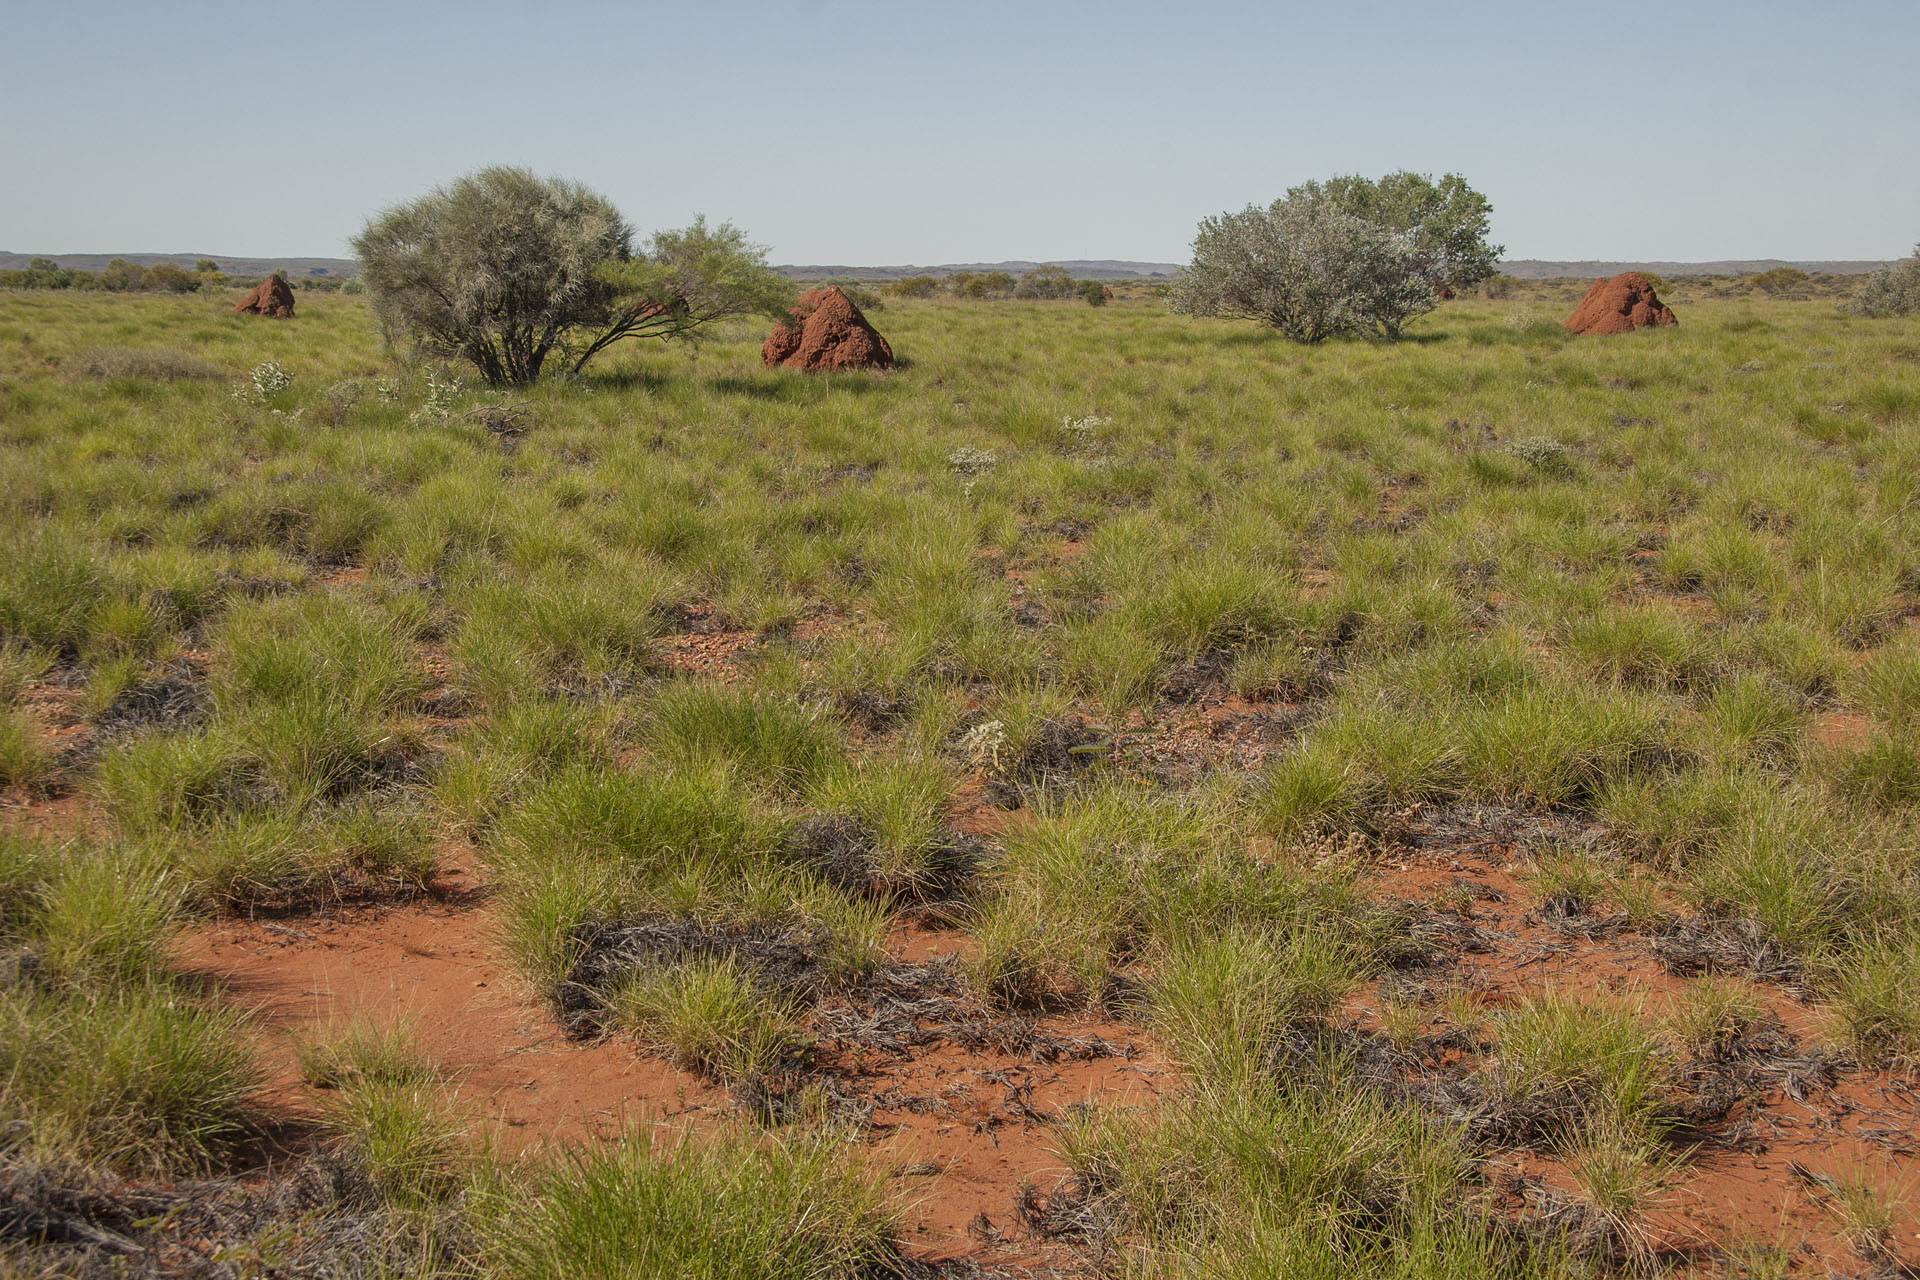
(3, 0, 1916, 264)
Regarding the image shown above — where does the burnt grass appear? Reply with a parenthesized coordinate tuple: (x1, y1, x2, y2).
(982, 716, 1107, 808)
(555, 913, 1127, 1122)
(1017, 1012, 1845, 1271)
(782, 812, 983, 907)
(0, 1154, 1010, 1280)
(0, 1154, 461, 1280)
(92, 659, 212, 733)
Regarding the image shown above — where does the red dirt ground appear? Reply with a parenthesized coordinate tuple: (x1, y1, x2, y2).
(1364, 829, 1920, 1273)
(10, 579, 1920, 1274)
(178, 876, 1170, 1271)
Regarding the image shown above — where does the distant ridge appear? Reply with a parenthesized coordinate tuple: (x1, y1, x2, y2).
(776, 260, 1184, 281)
(0, 251, 357, 278)
(3, 253, 1894, 283)
(1500, 259, 1891, 279)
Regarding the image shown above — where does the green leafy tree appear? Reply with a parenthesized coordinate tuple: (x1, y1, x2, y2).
(99, 258, 147, 292)
(143, 262, 201, 293)
(352, 166, 793, 387)
(1078, 278, 1111, 307)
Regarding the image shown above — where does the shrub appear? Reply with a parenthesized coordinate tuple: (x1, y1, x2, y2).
(1317, 170, 1504, 295)
(1078, 277, 1111, 306)
(1846, 245, 1920, 317)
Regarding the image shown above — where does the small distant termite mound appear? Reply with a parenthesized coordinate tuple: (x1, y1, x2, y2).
(1563, 271, 1675, 335)
(762, 286, 893, 371)
(233, 273, 296, 318)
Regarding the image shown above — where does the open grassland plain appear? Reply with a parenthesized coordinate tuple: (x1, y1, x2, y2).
(1, 283, 1919, 1277)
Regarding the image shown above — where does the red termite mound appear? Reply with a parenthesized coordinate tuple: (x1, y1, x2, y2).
(1563, 272, 1676, 335)
(233, 275, 296, 318)
(762, 286, 893, 371)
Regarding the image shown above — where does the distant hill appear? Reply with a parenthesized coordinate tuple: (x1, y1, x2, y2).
(0, 252, 359, 278)
(6, 252, 1893, 284)
(1500, 259, 1891, 279)
(3, 251, 1179, 283)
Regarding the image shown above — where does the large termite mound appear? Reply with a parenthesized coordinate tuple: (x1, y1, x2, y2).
(1564, 272, 1676, 335)
(233, 274, 296, 318)
(762, 286, 893, 371)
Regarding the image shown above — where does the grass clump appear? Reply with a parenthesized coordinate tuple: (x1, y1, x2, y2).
(0, 837, 258, 1173)
(1047, 1078, 1557, 1280)
(609, 955, 802, 1078)
(0, 709, 50, 789)
(475, 1127, 900, 1280)
(973, 783, 1382, 1008)
(647, 682, 838, 795)
(66, 345, 224, 380)
(297, 1014, 441, 1091)
(1484, 992, 1672, 1140)
(1830, 932, 1920, 1068)
(0, 983, 260, 1174)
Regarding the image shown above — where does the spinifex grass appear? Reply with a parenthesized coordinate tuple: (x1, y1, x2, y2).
(1, 284, 1917, 1275)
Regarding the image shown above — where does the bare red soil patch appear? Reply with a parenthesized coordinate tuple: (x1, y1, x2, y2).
(182, 894, 1169, 1270)
(182, 895, 719, 1148)
(1811, 709, 1873, 750)
(1365, 812, 1920, 1274)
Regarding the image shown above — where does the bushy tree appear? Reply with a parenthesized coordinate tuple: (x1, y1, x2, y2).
(1, 258, 89, 290)
(1316, 171, 1502, 295)
(352, 167, 793, 387)
(1847, 246, 1920, 317)
(143, 262, 202, 293)
(1750, 266, 1809, 294)
(1173, 173, 1500, 342)
(1078, 278, 1111, 307)
(1015, 265, 1075, 299)
(99, 258, 146, 292)
(886, 274, 939, 298)
(945, 270, 1014, 299)
(1172, 188, 1433, 341)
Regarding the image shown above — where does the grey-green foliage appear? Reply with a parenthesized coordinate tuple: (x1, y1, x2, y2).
(1317, 171, 1504, 295)
(353, 167, 792, 387)
(1172, 182, 1447, 342)
(1846, 245, 1920, 317)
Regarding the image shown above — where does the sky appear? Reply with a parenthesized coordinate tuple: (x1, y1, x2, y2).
(3, 0, 1917, 266)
